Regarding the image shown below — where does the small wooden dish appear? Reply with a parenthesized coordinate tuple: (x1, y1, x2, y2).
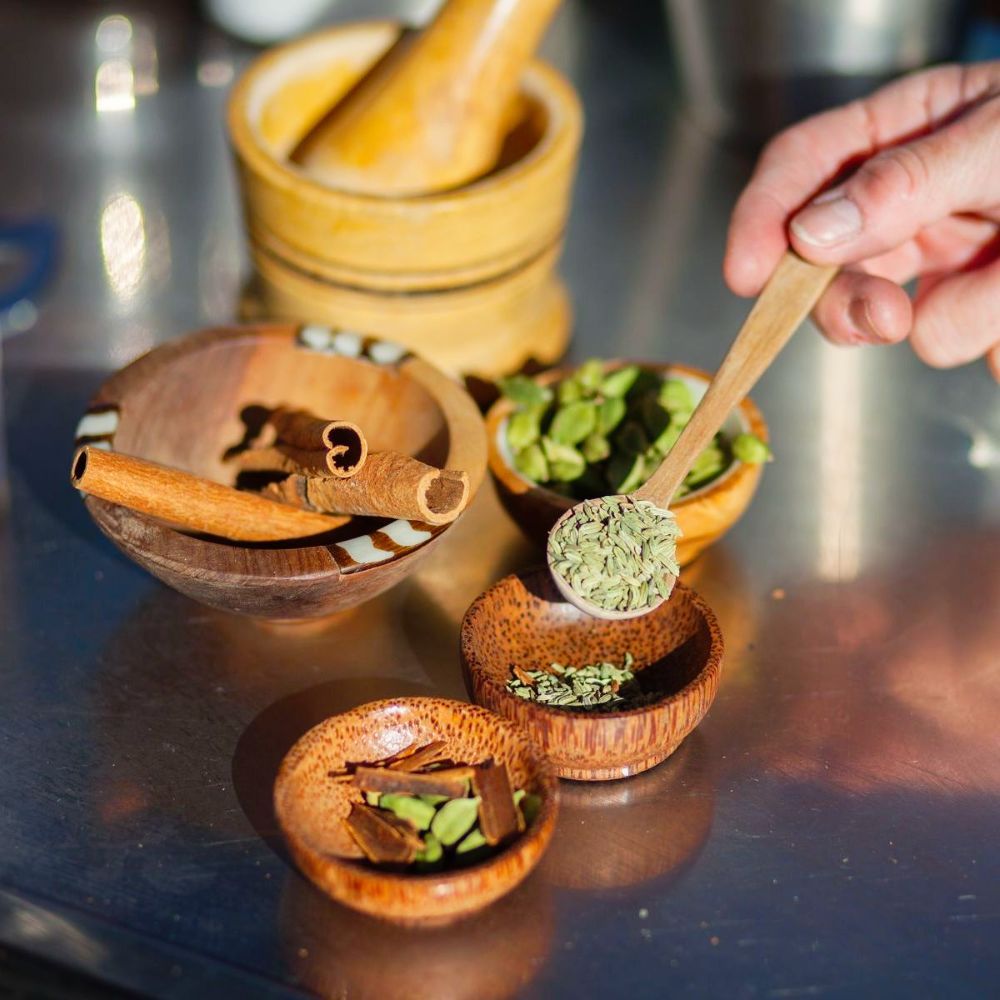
(273, 697, 559, 925)
(485, 361, 768, 565)
(461, 568, 723, 781)
(76, 323, 487, 621)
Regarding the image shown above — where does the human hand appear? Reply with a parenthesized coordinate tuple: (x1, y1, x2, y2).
(724, 63, 1000, 380)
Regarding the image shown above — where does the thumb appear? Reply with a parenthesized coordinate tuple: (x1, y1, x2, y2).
(789, 93, 1000, 264)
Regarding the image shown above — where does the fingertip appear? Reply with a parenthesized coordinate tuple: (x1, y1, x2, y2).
(811, 272, 911, 347)
(723, 249, 764, 297)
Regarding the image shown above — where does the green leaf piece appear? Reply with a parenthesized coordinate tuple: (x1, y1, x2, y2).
(497, 375, 552, 408)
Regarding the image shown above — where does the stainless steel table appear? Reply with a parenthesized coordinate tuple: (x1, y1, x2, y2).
(1, 1, 998, 996)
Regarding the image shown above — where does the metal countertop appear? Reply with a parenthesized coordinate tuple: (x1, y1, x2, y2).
(1, 1, 998, 996)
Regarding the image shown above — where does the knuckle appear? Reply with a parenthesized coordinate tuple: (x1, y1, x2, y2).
(853, 145, 932, 206)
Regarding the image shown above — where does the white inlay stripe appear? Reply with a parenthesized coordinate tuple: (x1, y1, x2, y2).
(299, 324, 333, 350)
(76, 411, 119, 439)
(381, 519, 432, 547)
(336, 535, 395, 565)
(368, 340, 407, 365)
(332, 331, 362, 357)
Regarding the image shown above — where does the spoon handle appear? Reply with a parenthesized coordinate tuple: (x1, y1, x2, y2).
(635, 251, 838, 508)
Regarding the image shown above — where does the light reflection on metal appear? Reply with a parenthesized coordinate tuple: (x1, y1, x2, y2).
(817, 344, 864, 581)
(95, 14, 132, 52)
(131, 24, 159, 96)
(197, 60, 235, 88)
(100, 193, 146, 303)
(95, 58, 136, 113)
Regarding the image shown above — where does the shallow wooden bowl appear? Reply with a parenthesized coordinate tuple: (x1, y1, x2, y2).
(76, 323, 487, 621)
(461, 568, 723, 781)
(273, 697, 559, 925)
(486, 361, 768, 565)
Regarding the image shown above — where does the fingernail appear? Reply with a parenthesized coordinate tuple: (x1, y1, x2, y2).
(791, 195, 862, 247)
(848, 297, 883, 344)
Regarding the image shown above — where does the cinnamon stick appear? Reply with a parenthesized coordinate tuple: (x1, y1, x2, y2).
(352, 765, 474, 799)
(260, 409, 368, 478)
(262, 452, 470, 526)
(471, 760, 519, 846)
(71, 446, 348, 542)
(387, 740, 450, 772)
(343, 803, 419, 864)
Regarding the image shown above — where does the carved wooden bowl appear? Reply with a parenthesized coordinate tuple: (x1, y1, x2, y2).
(485, 361, 768, 565)
(76, 323, 487, 621)
(273, 697, 559, 925)
(461, 568, 723, 781)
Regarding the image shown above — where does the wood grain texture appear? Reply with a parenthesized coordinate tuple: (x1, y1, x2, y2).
(78, 324, 487, 621)
(273, 697, 559, 924)
(485, 361, 768, 565)
(461, 569, 724, 781)
(71, 446, 350, 541)
(291, 0, 562, 197)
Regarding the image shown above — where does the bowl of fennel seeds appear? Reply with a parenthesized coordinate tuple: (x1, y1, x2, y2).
(485, 359, 770, 566)
(461, 568, 724, 781)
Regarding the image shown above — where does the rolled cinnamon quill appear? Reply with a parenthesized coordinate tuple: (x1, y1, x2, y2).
(263, 452, 471, 526)
(260, 409, 368, 478)
(71, 446, 348, 542)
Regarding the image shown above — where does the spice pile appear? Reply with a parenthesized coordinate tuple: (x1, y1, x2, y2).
(500, 360, 770, 502)
(332, 741, 540, 869)
(507, 653, 656, 711)
(548, 496, 681, 613)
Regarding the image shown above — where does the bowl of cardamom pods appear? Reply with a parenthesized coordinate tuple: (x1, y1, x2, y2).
(274, 697, 558, 924)
(461, 567, 724, 781)
(485, 359, 770, 566)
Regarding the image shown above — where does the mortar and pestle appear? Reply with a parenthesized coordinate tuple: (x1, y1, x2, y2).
(228, 0, 582, 379)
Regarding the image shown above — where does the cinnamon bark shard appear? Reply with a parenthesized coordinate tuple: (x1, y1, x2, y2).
(343, 803, 419, 863)
(387, 740, 450, 772)
(353, 764, 474, 799)
(471, 759, 519, 846)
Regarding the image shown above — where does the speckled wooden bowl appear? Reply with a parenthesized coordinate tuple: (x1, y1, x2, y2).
(461, 569, 723, 781)
(485, 361, 768, 565)
(75, 323, 487, 621)
(273, 697, 559, 925)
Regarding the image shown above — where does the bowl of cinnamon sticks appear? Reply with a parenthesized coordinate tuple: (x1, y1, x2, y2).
(274, 697, 559, 925)
(71, 323, 487, 620)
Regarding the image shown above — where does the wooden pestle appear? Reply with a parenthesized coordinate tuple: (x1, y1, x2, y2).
(263, 452, 471, 526)
(72, 446, 349, 542)
(291, 0, 562, 196)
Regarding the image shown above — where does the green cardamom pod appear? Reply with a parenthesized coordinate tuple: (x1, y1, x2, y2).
(576, 358, 606, 392)
(597, 396, 627, 436)
(430, 797, 481, 846)
(658, 378, 695, 413)
(415, 832, 443, 864)
(513, 443, 549, 483)
(685, 444, 726, 488)
(541, 437, 586, 482)
(549, 400, 597, 445)
(455, 828, 488, 855)
(599, 364, 640, 398)
(732, 432, 771, 464)
(556, 377, 585, 405)
(582, 432, 611, 463)
(379, 794, 437, 831)
(506, 408, 542, 451)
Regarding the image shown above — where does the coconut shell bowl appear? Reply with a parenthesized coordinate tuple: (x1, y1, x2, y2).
(74, 323, 487, 621)
(486, 361, 768, 566)
(273, 697, 559, 925)
(461, 568, 723, 781)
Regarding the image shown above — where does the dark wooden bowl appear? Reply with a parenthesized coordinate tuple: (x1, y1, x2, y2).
(273, 697, 559, 925)
(75, 323, 487, 621)
(485, 361, 768, 565)
(461, 568, 723, 781)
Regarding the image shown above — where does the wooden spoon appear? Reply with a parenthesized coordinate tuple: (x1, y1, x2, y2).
(291, 0, 562, 196)
(547, 250, 838, 620)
